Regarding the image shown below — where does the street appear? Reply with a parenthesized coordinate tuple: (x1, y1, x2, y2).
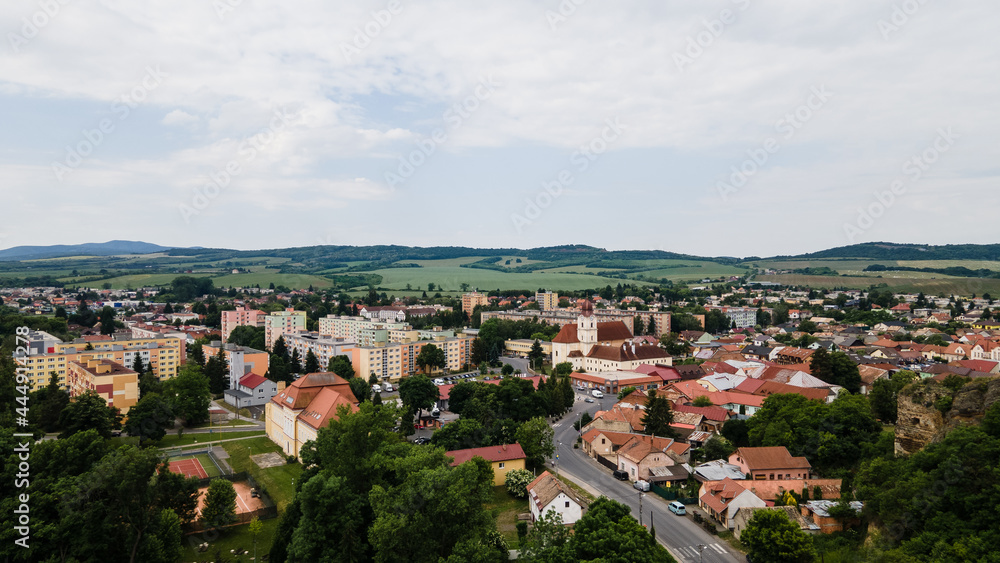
(551, 391, 744, 563)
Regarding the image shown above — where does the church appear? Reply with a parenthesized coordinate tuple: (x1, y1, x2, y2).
(551, 300, 671, 372)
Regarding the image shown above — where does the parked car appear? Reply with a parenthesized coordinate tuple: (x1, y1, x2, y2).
(668, 501, 686, 515)
(431, 407, 440, 418)
(371, 384, 382, 394)
(585, 397, 594, 403)
(613, 469, 629, 481)
(433, 378, 445, 385)
(591, 389, 604, 398)
(414, 437, 430, 445)
(633, 480, 650, 492)
(382, 382, 394, 392)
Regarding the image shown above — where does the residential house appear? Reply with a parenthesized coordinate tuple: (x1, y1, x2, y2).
(447, 443, 527, 486)
(527, 471, 588, 525)
(615, 435, 691, 482)
(265, 372, 359, 457)
(729, 447, 812, 480)
(223, 372, 278, 408)
(699, 478, 767, 530)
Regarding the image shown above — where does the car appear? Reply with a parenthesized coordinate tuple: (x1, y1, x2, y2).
(668, 501, 686, 515)
(612, 469, 629, 481)
(371, 384, 382, 393)
(413, 437, 430, 445)
(110, 431, 122, 437)
(431, 407, 441, 418)
(585, 397, 594, 403)
(433, 378, 445, 385)
(633, 480, 650, 492)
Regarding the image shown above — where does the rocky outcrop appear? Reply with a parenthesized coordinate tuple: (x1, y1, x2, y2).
(894, 377, 1000, 456)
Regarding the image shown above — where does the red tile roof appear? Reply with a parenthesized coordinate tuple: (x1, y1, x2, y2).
(447, 443, 526, 466)
(551, 321, 633, 344)
(733, 447, 811, 471)
(239, 373, 269, 389)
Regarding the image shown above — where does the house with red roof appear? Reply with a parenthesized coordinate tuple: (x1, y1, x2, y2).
(265, 372, 359, 457)
(527, 471, 588, 525)
(729, 446, 812, 481)
(446, 443, 526, 486)
(615, 435, 691, 483)
(699, 478, 767, 529)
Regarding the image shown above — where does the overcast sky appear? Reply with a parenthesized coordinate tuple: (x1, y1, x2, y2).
(1, 1, 996, 258)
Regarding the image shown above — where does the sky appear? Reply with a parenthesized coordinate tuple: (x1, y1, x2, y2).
(1, 1, 997, 258)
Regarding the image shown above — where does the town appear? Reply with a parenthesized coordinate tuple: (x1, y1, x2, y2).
(3, 263, 998, 563)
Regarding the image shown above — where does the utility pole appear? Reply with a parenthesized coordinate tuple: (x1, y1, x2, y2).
(639, 492, 644, 527)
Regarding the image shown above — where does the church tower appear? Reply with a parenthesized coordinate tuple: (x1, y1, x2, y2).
(577, 300, 597, 354)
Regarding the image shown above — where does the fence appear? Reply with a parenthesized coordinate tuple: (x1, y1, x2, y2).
(596, 455, 617, 471)
(650, 484, 697, 505)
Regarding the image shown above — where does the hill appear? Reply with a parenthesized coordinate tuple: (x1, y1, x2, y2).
(0, 240, 182, 261)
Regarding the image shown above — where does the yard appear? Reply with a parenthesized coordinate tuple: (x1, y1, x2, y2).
(222, 437, 303, 512)
(487, 486, 529, 546)
(155, 430, 266, 449)
(178, 514, 280, 563)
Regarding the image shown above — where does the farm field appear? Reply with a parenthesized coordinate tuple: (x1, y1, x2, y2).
(352, 266, 654, 292)
(757, 274, 1000, 295)
(212, 272, 335, 288)
(64, 272, 214, 288)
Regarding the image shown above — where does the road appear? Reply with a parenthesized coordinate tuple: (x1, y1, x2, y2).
(551, 391, 743, 563)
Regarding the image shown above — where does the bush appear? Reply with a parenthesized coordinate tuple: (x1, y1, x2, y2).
(505, 469, 534, 499)
(516, 521, 528, 544)
(286, 455, 297, 464)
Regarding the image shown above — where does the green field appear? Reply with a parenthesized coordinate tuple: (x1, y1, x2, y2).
(155, 430, 267, 449)
(354, 266, 654, 292)
(223, 437, 302, 512)
(212, 272, 334, 288)
(179, 513, 280, 562)
(758, 274, 1000, 295)
(66, 272, 214, 288)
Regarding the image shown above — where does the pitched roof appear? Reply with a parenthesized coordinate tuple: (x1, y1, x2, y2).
(239, 373, 269, 389)
(271, 372, 359, 429)
(672, 403, 731, 422)
(736, 479, 842, 501)
(733, 447, 811, 471)
(527, 471, 587, 514)
(701, 478, 751, 515)
(551, 320, 633, 344)
(296, 386, 360, 430)
(447, 443, 526, 466)
(585, 342, 670, 362)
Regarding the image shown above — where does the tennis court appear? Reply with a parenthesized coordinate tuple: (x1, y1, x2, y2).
(166, 451, 224, 478)
(168, 457, 209, 479)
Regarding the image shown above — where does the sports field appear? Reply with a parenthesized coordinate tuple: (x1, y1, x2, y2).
(167, 453, 223, 478)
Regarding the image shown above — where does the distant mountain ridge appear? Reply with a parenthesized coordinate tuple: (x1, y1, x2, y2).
(766, 242, 1000, 262)
(0, 240, 180, 261)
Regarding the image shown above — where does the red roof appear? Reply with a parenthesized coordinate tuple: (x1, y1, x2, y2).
(239, 373, 269, 389)
(551, 321, 633, 344)
(447, 443, 526, 466)
(672, 403, 731, 422)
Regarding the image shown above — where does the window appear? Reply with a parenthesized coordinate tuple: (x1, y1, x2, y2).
(565, 501, 570, 508)
(499, 462, 505, 469)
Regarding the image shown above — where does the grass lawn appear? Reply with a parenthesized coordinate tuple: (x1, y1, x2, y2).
(178, 514, 280, 563)
(223, 437, 303, 512)
(487, 486, 529, 546)
(190, 419, 258, 428)
(156, 430, 266, 449)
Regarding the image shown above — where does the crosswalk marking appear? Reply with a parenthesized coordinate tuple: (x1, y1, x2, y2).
(675, 543, 728, 560)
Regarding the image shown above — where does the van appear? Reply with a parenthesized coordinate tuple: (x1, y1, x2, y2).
(371, 384, 382, 394)
(433, 378, 445, 385)
(591, 389, 604, 399)
(382, 382, 394, 392)
(633, 480, 650, 492)
(668, 501, 686, 515)
(612, 469, 629, 481)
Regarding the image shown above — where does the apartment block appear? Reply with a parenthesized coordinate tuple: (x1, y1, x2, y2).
(535, 291, 559, 311)
(202, 341, 270, 386)
(350, 335, 474, 382)
(462, 292, 489, 316)
(284, 332, 357, 370)
(265, 308, 308, 349)
(318, 315, 413, 343)
(66, 359, 139, 414)
(19, 335, 185, 392)
(221, 306, 266, 340)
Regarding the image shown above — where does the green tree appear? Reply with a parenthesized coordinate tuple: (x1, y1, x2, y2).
(692, 395, 713, 407)
(123, 392, 174, 442)
(415, 344, 447, 374)
(659, 332, 691, 356)
(248, 515, 264, 562)
(228, 325, 266, 350)
(740, 509, 815, 563)
(289, 348, 302, 374)
(553, 362, 573, 376)
(698, 435, 735, 462)
(349, 377, 371, 402)
(200, 478, 238, 531)
(304, 349, 320, 374)
(272, 335, 289, 360)
(59, 390, 120, 439)
(99, 306, 117, 335)
(527, 339, 544, 370)
(641, 389, 675, 438)
(328, 355, 356, 379)
(431, 418, 488, 451)
(504, 468, 534, 499)
(204, 347, 229, 394)
(131, 353, 146, 374)
(162, 364, 211, 426)
(501, 364, 514, 376)
(563, 497, 673, 562)
(31, 372, 69, 433)
(721, 418, 750, 448)
(139, 372, 163, 397)
(514, 417, 554, 469)
(398, 374, 439, 413)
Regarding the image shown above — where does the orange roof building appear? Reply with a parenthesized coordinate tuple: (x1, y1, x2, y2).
(265, 372, 359, 458)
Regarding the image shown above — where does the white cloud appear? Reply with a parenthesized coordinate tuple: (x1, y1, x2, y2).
(161, 109, 198, 126)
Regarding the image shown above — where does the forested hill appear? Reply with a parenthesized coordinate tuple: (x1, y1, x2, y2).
(768, 242, 1000, 261)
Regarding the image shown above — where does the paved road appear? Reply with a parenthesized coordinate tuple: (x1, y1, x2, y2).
(551, 392, 744, 563)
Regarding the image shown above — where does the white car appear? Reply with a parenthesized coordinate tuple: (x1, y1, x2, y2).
(371, 384, 382, 394)
(433, 378, 445, 385)
(591, 389, 604, 399)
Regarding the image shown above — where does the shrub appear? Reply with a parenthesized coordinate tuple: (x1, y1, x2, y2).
(505, 469, 534, 499)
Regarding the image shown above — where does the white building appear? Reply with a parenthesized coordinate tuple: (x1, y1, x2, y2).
(527, 471, 588, 525)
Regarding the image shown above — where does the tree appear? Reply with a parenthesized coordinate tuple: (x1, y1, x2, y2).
(431, 418, 488, 450)
(704, 309, 731, 334)
(415, 344, 446, 374)
(290, 348, 303, 374)
(131, 353, 146, 374)
(617, 386, 637, 400)
(641, 389, 675, 438)
(740, 509, 815, 563)
(204, 347, 229, 394)
(59, 390, 120, 439)
(504, 469, 534, 499)
(162, 364, 211, 426)
(699, 435, 735, 462)
(514, 417, 554, 469)
(693, 395, 713, 407)
(272, 335, 289, 360)
(267, 355, 291, 384)
(99, 306, 117, 335)
(328, 355, 355, 379)
(501, 364, 514, 376)
(633, 316, 646, 336)
(553, 362, 573, 376)
(201, 478, 238, 531)
(527, 339, 544, 370)
(721, 418, 750, 448)
(124, 392, 174, 442)
(227, 325, 266, 350)
(659, 332, 691, 356)
(248, 515, 264, 562)
(32, 372, 69, 433)
(398, 374, 439, 412)
(349, 377, 371, 402)
(809, 347, 832, 381)
(304, 349, 320, 374)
